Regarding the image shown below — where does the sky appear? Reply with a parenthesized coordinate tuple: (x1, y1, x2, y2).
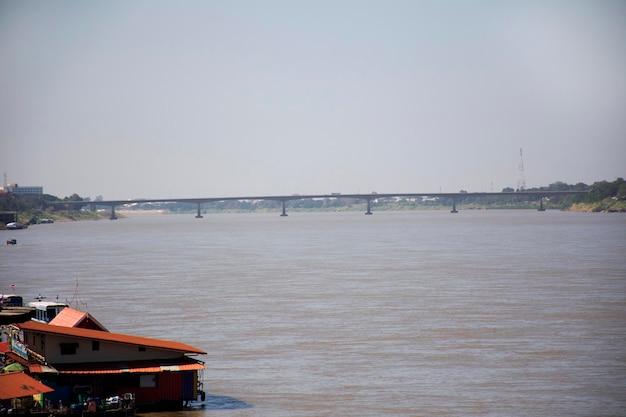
(1, 0, 624, 200)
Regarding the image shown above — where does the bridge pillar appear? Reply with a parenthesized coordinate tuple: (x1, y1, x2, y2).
(365, 199, 373, 215)
(538, 197, 546, 212)
(451, 200, 458, 213)
(195, 203, 203, 218)
(280, 201, 288, 217)
(110, 206, 117, 220)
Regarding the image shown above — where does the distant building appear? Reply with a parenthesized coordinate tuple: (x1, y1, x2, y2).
(4, 183, 43, 195)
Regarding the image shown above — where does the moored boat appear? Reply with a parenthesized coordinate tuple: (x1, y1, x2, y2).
(6, 221, 28, 229)
(27, 297, 68, 323)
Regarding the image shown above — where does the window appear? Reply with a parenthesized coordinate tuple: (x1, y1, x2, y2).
(60, 343, 78, 355)
(138, 346, 146, 352)
(140, 374, 157, 388)
(92, 340, 100, 351)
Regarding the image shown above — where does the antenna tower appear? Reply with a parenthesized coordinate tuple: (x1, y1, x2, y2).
(517, 148, 526, 191)
(66, 279, 88, 311)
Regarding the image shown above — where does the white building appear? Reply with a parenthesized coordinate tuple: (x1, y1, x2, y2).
(5, 183, 44, 195)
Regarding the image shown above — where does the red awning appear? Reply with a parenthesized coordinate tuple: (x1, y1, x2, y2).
(53, 358, 205, 375)
(0, 372, 54, 400)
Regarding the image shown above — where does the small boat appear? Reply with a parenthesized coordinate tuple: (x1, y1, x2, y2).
(1, 294, 23, 306)
(6, 222, 28, 230)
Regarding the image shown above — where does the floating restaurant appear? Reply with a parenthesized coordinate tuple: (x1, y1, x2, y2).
(0, 298, 207, 414)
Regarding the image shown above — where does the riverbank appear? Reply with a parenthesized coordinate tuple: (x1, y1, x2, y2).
(566, 198, 626, 213)
(0, 210, 107, 229)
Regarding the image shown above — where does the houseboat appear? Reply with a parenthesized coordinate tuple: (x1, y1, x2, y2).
(28, 297, 68, 323)
(4, 319, 207, 412)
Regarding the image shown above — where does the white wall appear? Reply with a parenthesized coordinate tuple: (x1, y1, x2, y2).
(27, 331, 184, 363)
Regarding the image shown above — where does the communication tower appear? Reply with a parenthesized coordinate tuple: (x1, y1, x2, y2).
(517, 148, 526, 191)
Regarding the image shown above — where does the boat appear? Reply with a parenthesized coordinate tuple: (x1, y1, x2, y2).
(6, 221, 28, 229)
(1, 294, 23, 306)
(28, 296, 68, 323)
(0, 305, 34, 324)
(0, 294, 34, 324)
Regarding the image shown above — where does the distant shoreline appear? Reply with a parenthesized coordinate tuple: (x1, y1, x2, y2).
(115, 209, 167, 216)
(2, 202, 624, 229)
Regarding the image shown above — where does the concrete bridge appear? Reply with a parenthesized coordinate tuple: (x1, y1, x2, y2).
(53, 191, 589, 220)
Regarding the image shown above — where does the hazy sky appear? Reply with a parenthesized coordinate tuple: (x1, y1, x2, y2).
(1, 1, 624, 200)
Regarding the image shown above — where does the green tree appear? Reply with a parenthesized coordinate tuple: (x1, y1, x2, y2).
(617, 182, 626, 200)
(63, 193, 84, 202)
(586, 179, 623, 202)
(58, 193, 86, 211)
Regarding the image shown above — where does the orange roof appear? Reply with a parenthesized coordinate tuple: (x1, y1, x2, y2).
(18, 321, 206, 355)
(28, 364, 59, 374)
(53, 357, 205, 374)
(0, 372, 54, 399)
(49, 307, 108, 331)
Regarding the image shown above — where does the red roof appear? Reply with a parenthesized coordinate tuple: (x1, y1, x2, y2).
(49, 307, 108, 331)
(0, 372, 54, 399)
(18, 321, 206, 355)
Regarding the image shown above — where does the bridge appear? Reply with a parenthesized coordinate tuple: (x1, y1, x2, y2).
(52, 191, 589, 220)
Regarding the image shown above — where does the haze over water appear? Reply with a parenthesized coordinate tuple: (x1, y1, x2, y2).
(2, 210, 625, 416)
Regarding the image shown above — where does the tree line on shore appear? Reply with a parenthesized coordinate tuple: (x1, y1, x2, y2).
(1, 178, 625, 218)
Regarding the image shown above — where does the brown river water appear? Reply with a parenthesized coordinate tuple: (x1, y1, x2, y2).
(1, 210, 625, 416)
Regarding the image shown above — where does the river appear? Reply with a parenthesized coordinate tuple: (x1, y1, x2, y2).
(1, 210, 625, 416)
